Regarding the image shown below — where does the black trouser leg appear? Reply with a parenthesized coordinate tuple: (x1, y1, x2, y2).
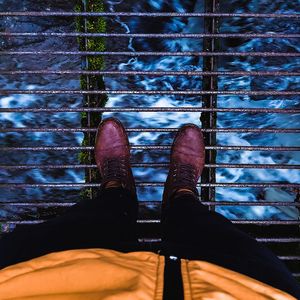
(161, 194, 300, 298)
(0, 187, 139, 269)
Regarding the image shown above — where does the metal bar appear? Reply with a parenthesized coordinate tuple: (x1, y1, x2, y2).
(232, 220, 300, 225)
(201, 201, 300, 206)
(0, 146, 299, 151)
(138, 238, 161, 243)
(136, 238, 300, 243)
(205, 146, 300, 151)
(1, 201, 300, 207)
(1, 51, 299, 57)
(256, 238, 300, 243)
(278, 256, 300, 261)
(0, 12, 299, 18)
(201, 0, 219, 209)
(1, 128, 299, 133)
(1, 107, 299, 113)
(137, 220, 300, 225)
(1, 201, 300, 206)
(0, 90, 298, 95)
(1, 219, 300, 225)
(0, 202, 77, 207)
(0, 183, 298, 188)
(137, 239, 300, 247)
(0, 70, 299, 76)
(1, 32, 299, 38)
(0, 219, 297, 242)
(82, 0, 95, 198)
(296, 190, 300, 221)
(1, 163, 299, 169)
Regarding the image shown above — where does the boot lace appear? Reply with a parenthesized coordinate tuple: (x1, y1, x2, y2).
(103, 157, 128, 182)
(172, 163, 197, 187)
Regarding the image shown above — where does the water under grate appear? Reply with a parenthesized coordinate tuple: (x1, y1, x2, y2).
(0, 0, 299, 277)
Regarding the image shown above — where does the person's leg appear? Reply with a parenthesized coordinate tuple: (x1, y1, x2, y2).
(161, 193, 300, 298)
(0, 187, 139, 269)
(0, 118, 140, 269)
(160, 124, 300, 298)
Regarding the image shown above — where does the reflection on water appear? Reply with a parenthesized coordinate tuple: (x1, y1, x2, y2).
(0, 0, 299, 222)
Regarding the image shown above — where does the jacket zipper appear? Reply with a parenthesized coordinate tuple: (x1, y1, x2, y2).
(163, 256, 184, 300)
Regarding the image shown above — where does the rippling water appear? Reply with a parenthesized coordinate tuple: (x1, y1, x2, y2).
(0, 0, 299, 223)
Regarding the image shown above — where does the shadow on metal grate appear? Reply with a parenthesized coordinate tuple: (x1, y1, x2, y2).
(0, 0, 299, 278)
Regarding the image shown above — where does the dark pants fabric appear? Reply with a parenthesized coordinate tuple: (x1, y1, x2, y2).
(0, 187, 299, 298)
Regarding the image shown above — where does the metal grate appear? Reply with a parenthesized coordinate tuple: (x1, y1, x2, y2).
(0, 1, 299, 278)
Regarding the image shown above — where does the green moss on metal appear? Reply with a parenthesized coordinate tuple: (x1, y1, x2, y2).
(75, 0, 108, 199)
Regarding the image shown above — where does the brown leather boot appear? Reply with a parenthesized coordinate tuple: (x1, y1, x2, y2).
(162, 124, 205, 205)
(95, 117, 136, 196)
